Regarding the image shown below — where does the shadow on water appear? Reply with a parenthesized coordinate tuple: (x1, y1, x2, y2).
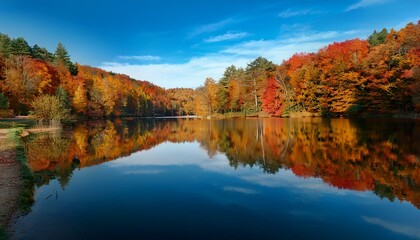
(21, 118, 420, 209)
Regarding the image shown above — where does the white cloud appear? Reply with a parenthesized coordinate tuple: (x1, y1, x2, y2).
(363, 216, 420, 239)
(392, 17, 420, 30)
(280, 23, 311, 34)
(118, 55, 161, 61)
(101, 55, 249, 89)
(100, 29, 364, 89)
(346, 0, 390, 11)
(221, 40, 327, 63)
(188, 18, 236, 38)
(284, 31, 339, 43)
(204, 32, 248, 43)
(108, 142, 372, 198)
(223, 186, 259, 194)
(343, 29, 363, 35)
(279, 8, 313, 18)
(124, 169, 165, 175)
(241, 170, 345, 194)
(220, 31, 339, 58)
(101, 61, 129, 67)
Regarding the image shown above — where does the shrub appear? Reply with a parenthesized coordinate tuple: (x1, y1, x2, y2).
(30, 95, 70, 126)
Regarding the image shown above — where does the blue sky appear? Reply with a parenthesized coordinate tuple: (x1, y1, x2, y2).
(0, 0, 419, 88)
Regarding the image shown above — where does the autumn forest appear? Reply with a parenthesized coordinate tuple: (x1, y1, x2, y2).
(0, 21, 419, 119)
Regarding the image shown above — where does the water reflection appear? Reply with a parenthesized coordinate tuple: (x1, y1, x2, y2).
(24, 118, 420, 208)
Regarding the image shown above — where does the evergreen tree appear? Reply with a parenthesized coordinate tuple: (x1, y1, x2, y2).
(0, 93, 9, 109)
(218, 65, 238, 113)
(11, 37, 31, 55)
(56, 86, 71, 110)
(245, 57, 276, 111)
(54, 42, 71, 64)
(368, 28, 388, 47)
(0, 33, 13, 56)
(54, 42, 78, 75)
(32, 44, 54, 62)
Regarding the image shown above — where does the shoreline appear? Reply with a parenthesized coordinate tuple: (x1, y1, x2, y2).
(0, 111, 419, 125)
(0, 128, 35, 239)
(201, 111, 420, 120)
(0, 138, 22, 239)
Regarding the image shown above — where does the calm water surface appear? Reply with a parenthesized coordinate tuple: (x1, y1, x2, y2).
(10, 118, 420, 239)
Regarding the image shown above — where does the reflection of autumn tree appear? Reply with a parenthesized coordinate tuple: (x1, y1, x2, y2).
(73, 120, 170, 168)
(24, 131, 73, 188)
(286, 119, 374, 190)
(25, 120, 184, 187)
(197, 118, 420, 208)
(24, 118, 420, 208)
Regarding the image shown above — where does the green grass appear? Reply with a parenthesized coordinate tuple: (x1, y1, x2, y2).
(7, 127, 24, 142)
(15, 143, 35, 213)
(0, 119, 36, 129)
(6, 128, 35, 214)
(0, 227, 8, 240)
(16, 145, 35, 213)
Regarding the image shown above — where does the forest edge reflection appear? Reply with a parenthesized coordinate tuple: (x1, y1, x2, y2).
(23, 118, 420, 210)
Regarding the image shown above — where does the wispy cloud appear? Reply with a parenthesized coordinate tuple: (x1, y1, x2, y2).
(118, 55, 161, 61)
(102, 55, 249, 89)
(280, 23, 312, 34)
(241, 171, 340, 193)
(343, 29, 363, 35)
(279, 8, 320, 18)
(189, 18, 236, 38)
(363, 216, 420, 239)
(281, 31, 339, 43)
(108, 142, 372, 198)
(124, 169, 165, 175)
(101, 29, 364, 89)
(223, 186, 258, 194)
(220, 39, 325, 60)
(221, 30, 344, 57)
(346, 0, 391, 11)
(392, 17, 420, 30)
(204, 32, 248, 43)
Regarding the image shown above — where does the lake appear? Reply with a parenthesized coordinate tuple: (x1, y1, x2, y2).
(9, 118, 420, 239)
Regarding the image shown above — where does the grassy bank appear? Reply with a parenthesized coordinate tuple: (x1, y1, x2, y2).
(0, 128, 35, 239)
(0, 118, 36, 129)
(0, 228, 7, 240)
(7, 128, 35, 214)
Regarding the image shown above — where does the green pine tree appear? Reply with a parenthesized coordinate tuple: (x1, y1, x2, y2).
(368, 28, 388, 47)
(55, 86, 71, 110)
(11, 37, 31, 55)
(32, 44, 54, 62)
(54, 42, 78, 75)
(0, 93, 9, 109)
(0, 33, 13, 56)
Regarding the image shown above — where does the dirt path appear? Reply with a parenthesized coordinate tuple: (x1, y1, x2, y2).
(0, 139, 22, 232)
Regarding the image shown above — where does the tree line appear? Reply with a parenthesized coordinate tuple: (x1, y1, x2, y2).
(0, 34, 170, 120)
(0, 20, 419, 120)
(191, 21, 420, 117)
